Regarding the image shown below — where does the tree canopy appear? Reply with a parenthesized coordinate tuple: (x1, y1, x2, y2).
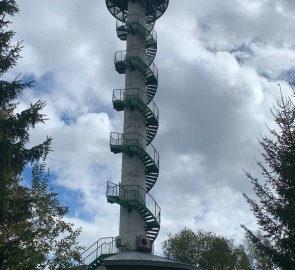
(162, 228, 251, 270)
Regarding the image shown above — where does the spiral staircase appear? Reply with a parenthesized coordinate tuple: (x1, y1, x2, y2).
(106, 182, 161, 241)
(112, 88, 159, 146)
(109, 0, 162, 245)
(81, 1, 169, 269)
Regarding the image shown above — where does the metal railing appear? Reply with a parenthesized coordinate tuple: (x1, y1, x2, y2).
(106, 0, 169, 23)
(114, 49, 158, 77)
(115, 14, 157, 63)
(112, 88, 159, 120)
(81, 237, 116, 265)
(144, 0, 169, 22)
(106, 0, 127, 22)
(107, 181, 161, 224)
(116, 13, 155, 35)
(146, 27, 157, 48)
(110, 132, 159, 169)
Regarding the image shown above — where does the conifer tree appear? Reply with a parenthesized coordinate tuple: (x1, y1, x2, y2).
(242, 86, 295, 269)
(0, 1, 83, 268)
(243, 231, 273, 269)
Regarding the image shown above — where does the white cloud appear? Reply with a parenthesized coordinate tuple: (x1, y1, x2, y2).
(11, 0, 295, 258)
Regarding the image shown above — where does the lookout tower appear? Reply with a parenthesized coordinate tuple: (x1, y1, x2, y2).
(107, 0, 167, 252)
(78, 1, 197, 269)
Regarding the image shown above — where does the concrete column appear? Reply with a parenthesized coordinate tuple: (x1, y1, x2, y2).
(119, 0, 147, 250)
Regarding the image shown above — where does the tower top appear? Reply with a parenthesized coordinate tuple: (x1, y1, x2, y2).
(106, 0, 169, 23)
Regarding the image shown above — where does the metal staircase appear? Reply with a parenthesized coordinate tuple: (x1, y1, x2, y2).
(107, 0, 164, 251)
(82, 1, 169, 268)
(110, 132, 159, 192)
(81, 237, 116, 270)
(116, 14, 157, 65)
(107, 182, 160, 241)
(114, 49, 158, 103)
(112, 88, 159, 145)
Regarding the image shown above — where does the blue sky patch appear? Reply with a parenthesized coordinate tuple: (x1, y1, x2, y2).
(22, 164, 93, 221)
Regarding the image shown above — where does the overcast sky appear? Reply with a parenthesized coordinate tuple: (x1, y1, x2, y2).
(10, 0, 295, 255)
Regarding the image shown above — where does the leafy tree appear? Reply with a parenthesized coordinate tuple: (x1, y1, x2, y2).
(162, 228, 251, 270)
(242, 87, 295, 269)
(0, 1, 83, 268)
(29, 161, 83, 269)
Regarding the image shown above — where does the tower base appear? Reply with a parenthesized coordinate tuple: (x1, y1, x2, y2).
(96, 251, 197, 270)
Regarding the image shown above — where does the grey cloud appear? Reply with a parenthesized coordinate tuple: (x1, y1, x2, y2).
(12, 0, 295, 254)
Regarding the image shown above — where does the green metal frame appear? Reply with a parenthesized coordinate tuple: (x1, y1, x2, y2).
(115, 48, 157, 70)
(114, 49, 158, 103)
(107, 182, 161, 241)
(106, 0, 169, 23)
(110, 132, 159, 192)
(81, 237, 117, 270)
(112, 88, 159, 145)
(110, 132, 159, 169)
(116, 13, 155, 37)
(116, 14, 157, 65)
(114, 50, 158, 103)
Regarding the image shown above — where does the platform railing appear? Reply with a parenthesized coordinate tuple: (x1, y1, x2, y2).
(112, 88, 159, 119)
(116, 13, 155, 34)
(81, 237, 116, 265)
(110, 132, 159, 169)
(114, 49, 158, 77)
(106, 181, 161, 224)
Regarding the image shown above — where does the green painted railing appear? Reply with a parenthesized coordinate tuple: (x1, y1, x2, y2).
(114, 49, 158, 75)
(110, 132, 159, 169)
(81, 237, 116, 266)
(112, 88, 159, 119)
(116, 13, 155, 36)
(106, 181, 161, 224)
(116, 14, 157, 64)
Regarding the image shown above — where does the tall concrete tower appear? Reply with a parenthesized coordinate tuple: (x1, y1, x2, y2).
(78, 1, 196, 269)
(106, 0, 168, 252)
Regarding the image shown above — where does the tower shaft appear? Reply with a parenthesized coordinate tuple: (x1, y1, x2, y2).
(107, 0, 168, 254)
(120, 1, 147, 250)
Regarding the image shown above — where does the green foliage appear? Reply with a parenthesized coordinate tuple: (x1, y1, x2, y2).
(0, 0, 83, 268)
(242, 88, 295, 269)
(162, 228, 251, 270)
(1, 162, 84, 269)
(0, 0, 51, 177)
(29, 161, 83, 269)
(243, 231, 273, 270)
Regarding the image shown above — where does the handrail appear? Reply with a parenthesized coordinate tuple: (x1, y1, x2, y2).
(112, 88, 159, 120)
(114, 49, 158, 77)
(81, 237, 116, 265)
(107, 181, 161, 223)
(110, 132, 159, 169)
(116, 13, 155, 35)
(116, 19, 157, 56)
(144, 0, 169, 22)
(116, 14, 157, 41)
(146, 26, 157, 47)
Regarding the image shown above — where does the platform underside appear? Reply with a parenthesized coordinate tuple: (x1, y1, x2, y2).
(106, 0, 169, 22)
